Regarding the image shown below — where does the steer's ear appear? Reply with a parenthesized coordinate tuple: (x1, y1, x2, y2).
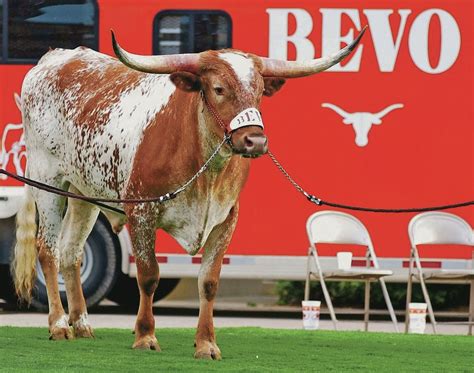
(170, 72, 202, 92)
(263, 77, 286, 97)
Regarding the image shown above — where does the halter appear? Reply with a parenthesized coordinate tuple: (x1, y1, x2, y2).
(200, 91, 264, 136)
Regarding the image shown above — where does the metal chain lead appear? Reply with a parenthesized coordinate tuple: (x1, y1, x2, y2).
(267, 150, 321, 205)
(174, 133, 230, 195)
(0, 133, 230, 215)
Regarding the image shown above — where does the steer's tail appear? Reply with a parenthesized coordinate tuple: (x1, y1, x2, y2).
(11, 187, 38, 303)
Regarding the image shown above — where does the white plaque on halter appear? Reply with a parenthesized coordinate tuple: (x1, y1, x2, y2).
(229, 108, 264, 131)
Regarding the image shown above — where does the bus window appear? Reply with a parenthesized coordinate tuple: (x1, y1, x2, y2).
(153, 11, 231, 55)
(7, 0, 98, 62)
(0, 2, 3, 60)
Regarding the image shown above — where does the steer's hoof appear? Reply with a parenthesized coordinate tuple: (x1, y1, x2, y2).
(49, 315, 73, 340)
(49, 326, 73, 340)
(194, 341, 222, 360)
(133, 335, 161, 351)
(73, 324, 94, 339)
(71, 315, 94, 338)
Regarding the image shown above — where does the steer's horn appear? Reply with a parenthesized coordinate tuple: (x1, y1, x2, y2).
(111, 31, 200, 74)
(261, 26, 367, 78)
(373, 104, 404, 119)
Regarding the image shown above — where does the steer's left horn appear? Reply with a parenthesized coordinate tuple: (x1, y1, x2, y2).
(111, 31, 200, 74)
(261, 26, 367, 78)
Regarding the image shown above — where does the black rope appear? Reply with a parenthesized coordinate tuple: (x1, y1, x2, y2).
(1, 169, 127, 215)
(3, 153, 474, 216)
(267, 151, 474, 213)
(307, 194, 474, 213)
(0, 133, 229, 215)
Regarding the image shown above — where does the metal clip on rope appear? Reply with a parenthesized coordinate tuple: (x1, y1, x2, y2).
(304, 193, 322, 206)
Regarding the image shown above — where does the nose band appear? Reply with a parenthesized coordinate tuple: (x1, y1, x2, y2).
(229, 108, 264, 131)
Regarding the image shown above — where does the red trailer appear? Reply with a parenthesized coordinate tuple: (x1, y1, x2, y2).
(1, 0, 472, 308)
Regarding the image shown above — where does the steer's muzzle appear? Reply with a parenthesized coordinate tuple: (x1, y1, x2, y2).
(231, 126, 268, 158)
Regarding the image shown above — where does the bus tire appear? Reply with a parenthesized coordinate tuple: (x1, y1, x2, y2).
(0, 216, 17, 305)
(31, 218, 120, 311)
(0, 264, 17, 304)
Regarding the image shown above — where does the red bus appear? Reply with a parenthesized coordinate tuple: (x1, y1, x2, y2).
(1, 0, 472, 309)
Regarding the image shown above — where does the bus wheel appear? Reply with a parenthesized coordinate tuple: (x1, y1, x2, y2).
(107, 275, 180, 309)
(0, 264, 17, 304)
(0, 216, 17, 305)
(31, 218, 120, 311)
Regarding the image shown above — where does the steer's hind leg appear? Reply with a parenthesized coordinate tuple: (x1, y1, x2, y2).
(195, 205, 239, 360)
(32, 182, 72, 340)
(58, 186, 99, 338)
(127, 206, 160, 351)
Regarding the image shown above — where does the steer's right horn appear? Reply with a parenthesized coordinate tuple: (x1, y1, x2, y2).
(111, 31, 200, 74)
(261, 26, 367, 78)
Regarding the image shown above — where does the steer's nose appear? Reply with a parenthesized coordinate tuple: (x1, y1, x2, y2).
(244, 134, 268, 155)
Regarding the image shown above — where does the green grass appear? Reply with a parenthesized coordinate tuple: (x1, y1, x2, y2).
(0, 327, 473, 372)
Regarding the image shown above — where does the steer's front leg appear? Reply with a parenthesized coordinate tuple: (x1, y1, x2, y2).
(195, 205, 239, 360)
(127, 207, 160, 351)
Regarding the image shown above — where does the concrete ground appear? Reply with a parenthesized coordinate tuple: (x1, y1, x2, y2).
(0, 310, 470, 335)
(1, 279, 471, 335)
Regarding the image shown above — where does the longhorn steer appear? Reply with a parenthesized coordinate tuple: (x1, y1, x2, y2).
(322, 103, 403, 146)
(13, 29, 365, 358)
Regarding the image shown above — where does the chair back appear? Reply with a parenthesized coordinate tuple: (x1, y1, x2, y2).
(408, 212, 474, 247)
(306, 211, 371, 246)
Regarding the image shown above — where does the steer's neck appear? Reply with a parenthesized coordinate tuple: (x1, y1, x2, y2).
(125, 88, 246, 202)
(196, 96, 233, 172)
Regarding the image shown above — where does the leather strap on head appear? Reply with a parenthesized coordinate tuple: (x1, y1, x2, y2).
(201, 91, 229, 134)
(201, 91, 264, 134)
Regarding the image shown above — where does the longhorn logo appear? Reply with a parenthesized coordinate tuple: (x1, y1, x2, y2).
(322, 103, 404, 147)
(0, 93, 26, 180)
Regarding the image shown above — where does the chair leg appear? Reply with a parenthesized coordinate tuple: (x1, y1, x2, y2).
(364, 279, 371, 332)
(379, 278, 399, 332)
(405, 254, 414, 333)
(304, 275, 310, 301)
(418, 275, 437, 334)
(310, 248, 338, 330)
(304, 249, 312, 301)
(320, 276, 338, 330)
(468, 280, 474, 336)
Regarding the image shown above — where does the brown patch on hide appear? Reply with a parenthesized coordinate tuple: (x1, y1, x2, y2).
(55, 55, 143, 131)
(126, 89, 203, 199)
(204, 280, 218, 301)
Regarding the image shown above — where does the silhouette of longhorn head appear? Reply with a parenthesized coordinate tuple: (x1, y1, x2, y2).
(322, 103, 404, 147)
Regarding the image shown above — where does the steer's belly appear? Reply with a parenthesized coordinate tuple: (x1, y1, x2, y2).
(160, 197, 234, 255)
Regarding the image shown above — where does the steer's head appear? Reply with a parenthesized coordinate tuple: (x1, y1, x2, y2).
(111, 27, 366, 158)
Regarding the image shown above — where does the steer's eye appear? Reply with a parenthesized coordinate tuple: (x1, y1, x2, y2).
(214, 87, 224, 96)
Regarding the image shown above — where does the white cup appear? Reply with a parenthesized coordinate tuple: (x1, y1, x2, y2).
(336, 252, 352, 270)
(302, 300, 321, 330)
(408, 302, 427, 334)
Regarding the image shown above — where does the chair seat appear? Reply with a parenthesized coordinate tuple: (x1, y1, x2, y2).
(321, 268, 393, 280)
(418, 269, 474, 280)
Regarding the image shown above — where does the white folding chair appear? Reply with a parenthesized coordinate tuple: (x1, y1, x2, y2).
(304, 210, 399, 332)
(405, 212, 474, 335)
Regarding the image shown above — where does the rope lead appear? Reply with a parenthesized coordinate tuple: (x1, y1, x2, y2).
(267, 150, 474, 213)
(1, 145, 472, 215)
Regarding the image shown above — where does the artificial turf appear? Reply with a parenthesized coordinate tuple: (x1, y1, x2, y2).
(0, 327, 472, 372)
